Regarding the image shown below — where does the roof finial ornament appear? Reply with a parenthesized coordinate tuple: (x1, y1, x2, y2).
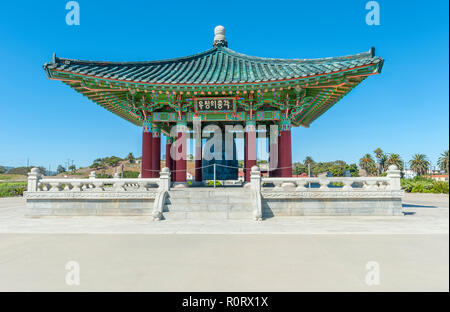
(213, 25, 228, 48)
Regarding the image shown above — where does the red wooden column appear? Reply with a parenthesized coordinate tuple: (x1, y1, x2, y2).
(243, 130, 248, 181)
(280, 120, 292, 177)
(141, 121, 153, 178)
(151, 127, 161, 178)
(245, 121, 257, 182)
(268, 124, 279, 177)
(275, 131, 282, 177)
(165, 136, 173, 172)
(195, 137, 202, 182)
(193, 116, 202, 182)
(171, 150, 176, 174)
(174, 121, 187, 183)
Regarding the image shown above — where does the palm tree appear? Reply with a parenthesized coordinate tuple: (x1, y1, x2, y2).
(385, 153, 403, 170)
(409, 154, 430, 176)
(127, 152, 135, 163)
(374, 148, 384, 159)
(303, 156, 315, 166)
(373, 148, 386, 174)
(437, 150, 449, 174)
(359, 154, 376, 176)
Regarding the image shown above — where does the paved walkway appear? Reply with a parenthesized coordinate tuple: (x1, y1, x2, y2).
(0, 193, 447, 291)
(0, 233, 447, 291)
(0, 193, 448, 234)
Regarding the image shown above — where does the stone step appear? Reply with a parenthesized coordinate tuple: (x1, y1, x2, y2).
(168, 189, 250, 199)
(163, 187, 253, 219)
(163, 204, 253, 220)
(162, 188, 254, 219)
(167, 196, 251, 205)
(165, 202, 252, 211)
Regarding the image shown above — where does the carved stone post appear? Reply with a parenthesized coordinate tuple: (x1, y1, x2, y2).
(27, 167, 41, 192)
(250, 165, 261, 188)
(159, 167, 171, 191)
(387, 165, 401, 191)
(152, 167, 171, 221)
(250, 165, 262, 221)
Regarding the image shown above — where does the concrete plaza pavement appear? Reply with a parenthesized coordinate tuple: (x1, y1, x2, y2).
(0, 193, 448, 291)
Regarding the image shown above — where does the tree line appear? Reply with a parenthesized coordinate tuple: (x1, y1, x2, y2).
(359, 148, 448, 177)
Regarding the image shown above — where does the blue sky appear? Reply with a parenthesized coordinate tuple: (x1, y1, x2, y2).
(0, 0, 448, 170)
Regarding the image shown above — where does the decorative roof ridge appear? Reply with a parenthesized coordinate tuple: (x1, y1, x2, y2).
(45, 47, 220, 68)
(220, 46, 381, 64)
(44, 46, 381, 70)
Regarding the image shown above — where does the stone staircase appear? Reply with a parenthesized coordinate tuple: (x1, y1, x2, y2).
(162, 187, 254, 220)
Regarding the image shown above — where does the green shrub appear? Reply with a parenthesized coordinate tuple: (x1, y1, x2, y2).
(411, 180, 434, 193)
(401, 179, 415, 192)
(0, 182, 27, 197)
(401, 178, 449, 194)
(432, 181, 449, 194)
(207, 180, 222, 186)
(122, 171, 139, 178)
(69, 172, 84, 176)
(96, 173, 113, 179)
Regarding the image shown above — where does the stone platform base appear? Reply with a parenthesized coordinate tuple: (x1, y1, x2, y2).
(24, 187, 404, 219)
(262, 198, 403, 217)
(26, 199, 155, 217)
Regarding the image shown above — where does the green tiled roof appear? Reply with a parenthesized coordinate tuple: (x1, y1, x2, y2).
(44, 46, 383, 85)
(43, 34, 384, 131)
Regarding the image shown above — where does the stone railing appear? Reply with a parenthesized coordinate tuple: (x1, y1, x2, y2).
(24, 167, 171, 218)
(250, 165, 403, 216)
(258, 165, 401, 192)
(26, 168, 165, 196)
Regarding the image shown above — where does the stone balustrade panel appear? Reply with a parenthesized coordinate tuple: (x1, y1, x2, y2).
(34, 178, 161, 193)
(261, 177, 395, 191)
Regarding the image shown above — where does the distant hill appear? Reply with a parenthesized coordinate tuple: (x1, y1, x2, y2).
(0, 166, 14, 172)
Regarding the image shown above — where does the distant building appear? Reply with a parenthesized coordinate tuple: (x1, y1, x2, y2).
(403, 169, 417, 179)
(429, 174, 449, 182)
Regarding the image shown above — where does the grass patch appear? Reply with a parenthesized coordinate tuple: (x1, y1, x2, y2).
(0, 182, 27, 197)
(0, 174, 27, 181)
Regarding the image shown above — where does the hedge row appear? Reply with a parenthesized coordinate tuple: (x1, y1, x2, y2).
(0, 182, 27, 197)
(401, 178, 449, 194)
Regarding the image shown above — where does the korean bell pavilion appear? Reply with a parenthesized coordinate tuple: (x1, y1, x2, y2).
(43, 26, 384, 185)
